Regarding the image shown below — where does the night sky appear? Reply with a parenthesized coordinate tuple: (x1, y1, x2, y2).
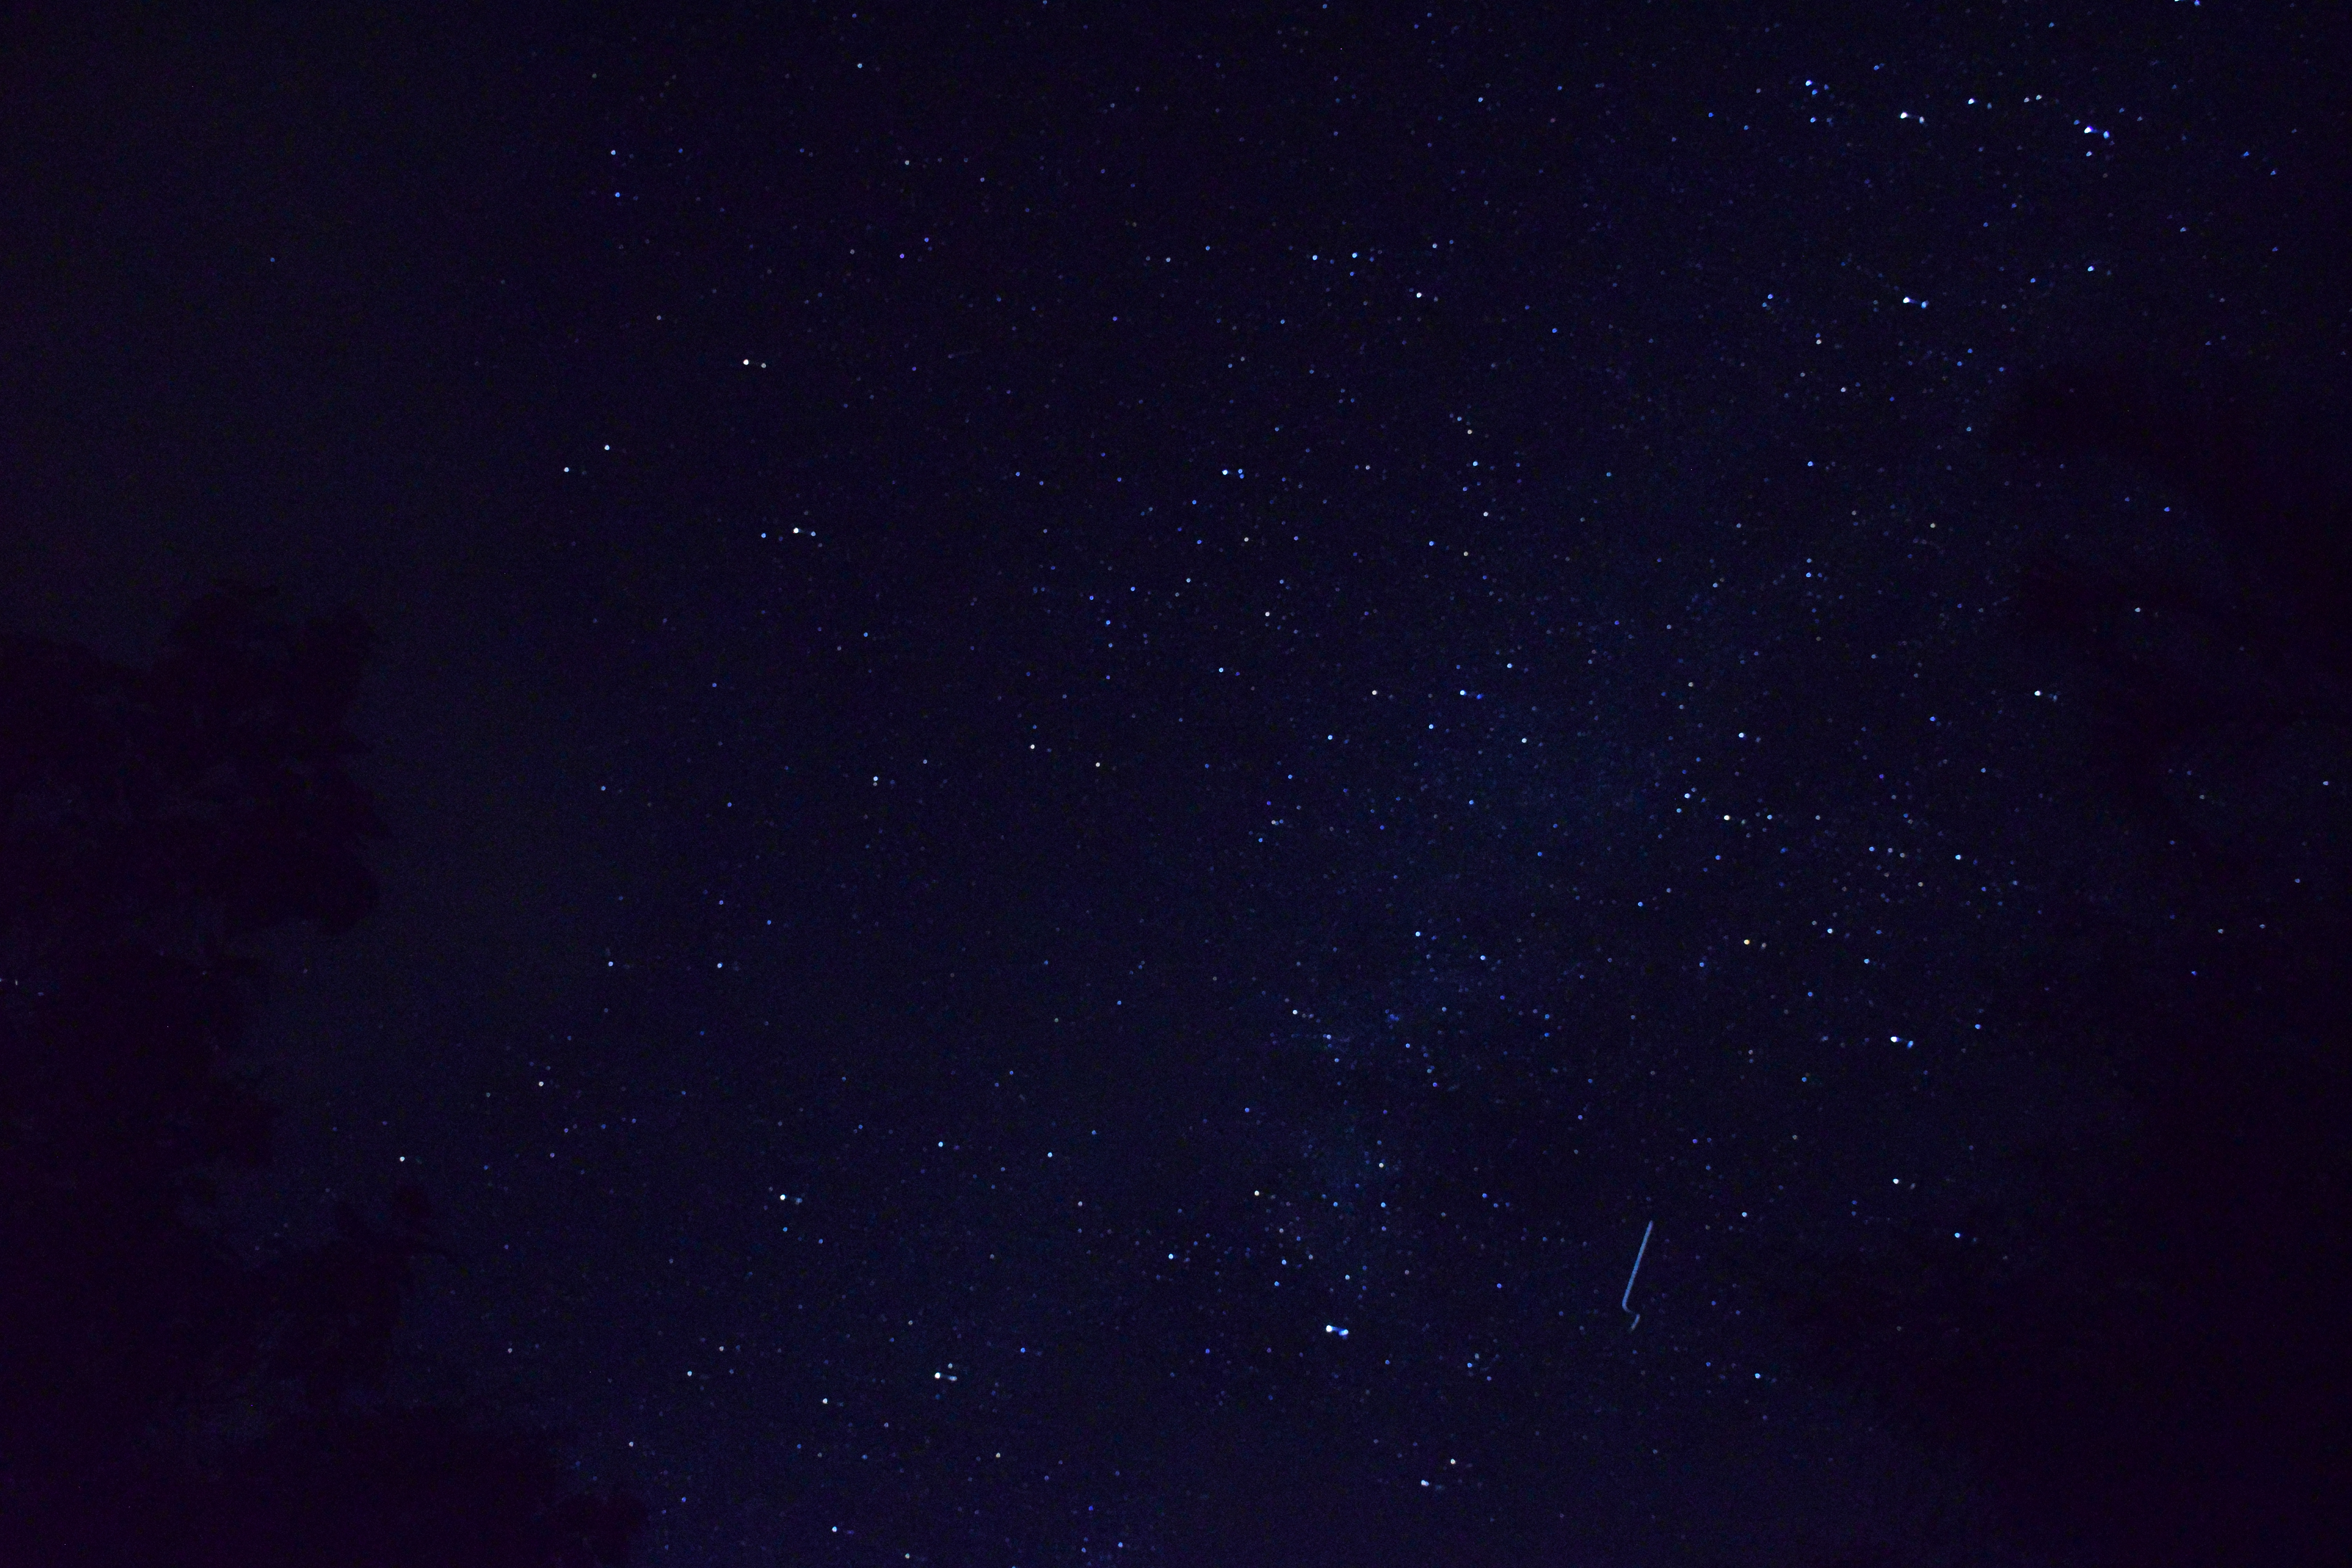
(7, 4, 2349, 1566)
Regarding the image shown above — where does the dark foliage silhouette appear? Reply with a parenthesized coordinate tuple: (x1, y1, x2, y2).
(1751, 367, 2352, 1567)
(0, 582, 645, 1566)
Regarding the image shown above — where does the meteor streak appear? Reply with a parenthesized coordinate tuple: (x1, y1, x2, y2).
(1622, 1219, 1653, 1332)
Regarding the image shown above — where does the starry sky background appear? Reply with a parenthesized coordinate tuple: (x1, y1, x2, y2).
(5, 4, 2348, 1564)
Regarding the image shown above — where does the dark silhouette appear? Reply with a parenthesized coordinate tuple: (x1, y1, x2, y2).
(1993, 363, 2352, 897)
(1750, 367, 2352, 1567)
(0, 582, 645, 1566)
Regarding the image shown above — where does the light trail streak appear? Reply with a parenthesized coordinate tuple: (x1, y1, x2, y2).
(1622, 1218, 1653, 1332)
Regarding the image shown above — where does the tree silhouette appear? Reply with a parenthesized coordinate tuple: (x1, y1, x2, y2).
(1749, 366, 2352, 1568)
(0, 581, 644, 1566)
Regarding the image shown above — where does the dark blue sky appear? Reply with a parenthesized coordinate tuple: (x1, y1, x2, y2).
(6, 4, 2347, 1564)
